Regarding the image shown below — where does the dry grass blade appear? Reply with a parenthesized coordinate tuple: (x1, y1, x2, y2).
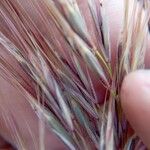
(0, 107, 26, 150)
(65, 89, 99, 119)
(25, 91, 77, 150)
(87, 0, 109, 61)
(99, 1, 111, 61)
(54, 80, 73, 130)
(70, 100, 99, 149)
(56, 0, 92, 46)
(72, 54, 89, 90)
(105, 97, 115, 150)
(44, 0, 109, 85)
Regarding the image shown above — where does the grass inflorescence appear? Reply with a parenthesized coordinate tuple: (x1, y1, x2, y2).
(0, 0, 150, 149)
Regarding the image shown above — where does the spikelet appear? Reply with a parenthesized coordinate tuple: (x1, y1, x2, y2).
(0, 0, 150, 149)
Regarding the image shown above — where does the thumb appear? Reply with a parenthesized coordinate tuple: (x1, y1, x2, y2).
(121, 70, 150, 148)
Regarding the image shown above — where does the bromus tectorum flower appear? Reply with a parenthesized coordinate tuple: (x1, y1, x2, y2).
(0, 0, 150, 149)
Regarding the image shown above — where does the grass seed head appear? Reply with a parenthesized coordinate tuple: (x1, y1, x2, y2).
(0, 0, 150, 149)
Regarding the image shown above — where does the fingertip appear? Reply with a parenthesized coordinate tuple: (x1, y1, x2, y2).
(121, 70, 150, 148)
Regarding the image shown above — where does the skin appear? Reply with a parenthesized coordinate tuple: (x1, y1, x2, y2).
(0, 0, 150, 149)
